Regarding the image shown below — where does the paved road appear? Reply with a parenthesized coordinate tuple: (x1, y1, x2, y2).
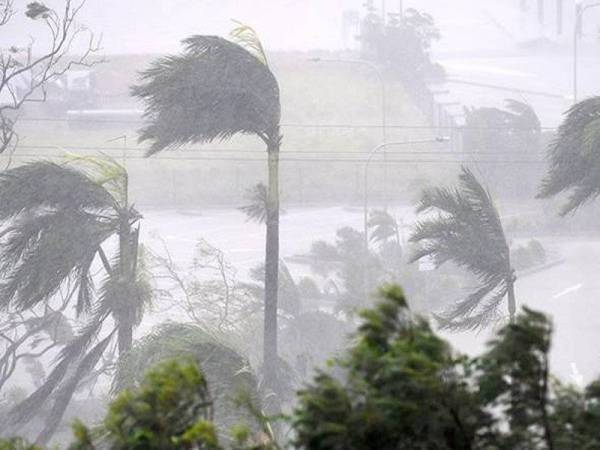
(143, 207, 600, 385)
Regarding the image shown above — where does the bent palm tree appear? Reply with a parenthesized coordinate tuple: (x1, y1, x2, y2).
(538, 97, 600, 215)
(410, 167, 516, 330)
(132, 23, 282, 386)
(0, 158, 150, 443)
(114, 323, 259, 443)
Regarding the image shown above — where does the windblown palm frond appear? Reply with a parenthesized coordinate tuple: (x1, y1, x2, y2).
(132, 34, 281, 155)
(0, 159, 147, 443)
(538, 96, 600, 215)
(230, 20, 269, 67)
(240, 182, 268, 224)
(410, 166, 514, 330)
(368, 209, 400, 245)
(65, 154, 128, 207)
(0, 161, 117, 220)
(0, 209, 116, 311)
(113, 322, 258, 441)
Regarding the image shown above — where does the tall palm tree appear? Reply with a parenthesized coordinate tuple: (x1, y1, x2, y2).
(410, 166, 516, 330)
(0, 158, 150, 443)
(538, 97, 600, 215)
(132, 23, 282, 385)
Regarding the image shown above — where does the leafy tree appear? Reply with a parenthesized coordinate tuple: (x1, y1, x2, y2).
(538, 96, 600, 215)
(410, 166, 516, 330)
(69, 360, 219, 450)
(114, 323, 259, 443)
(477, 307, 554, 448)
(132, 22, 283, 387)
(292, 285, 492, 449)
(463, 99, 542, 199)
(359, 4, 443, 84)
(0, 158, 151, 443)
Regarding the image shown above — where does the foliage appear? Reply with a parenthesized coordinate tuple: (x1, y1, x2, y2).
(133, 22, 283, 391)
(114, 323, 259, 442)
(367, 209, 401, 248)
(477, 307, 554, 448)
(132, 31, 280, 154)
(463, 99, 542, 199)
(0, 438, 40, 450)
(240, 183, 269, 224)
(292, 285, 492, 449)
(70, 360, 218, 449)
(410, 166, 516, 330)
(0, 159, 151, 443)
(359, 5, 443, 84)
(538, 96, 600, 215)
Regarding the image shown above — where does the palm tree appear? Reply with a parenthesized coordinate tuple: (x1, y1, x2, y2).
(409, 166, 516, 330)
(538, 97, 600, 215)
(132, 23, 282, 386)
(0, 158, 151, 443)
(368, 209, 402, 247)
(113, 322, 260, 443)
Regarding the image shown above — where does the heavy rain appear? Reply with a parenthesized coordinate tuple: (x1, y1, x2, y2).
(0, 0, 600, 448)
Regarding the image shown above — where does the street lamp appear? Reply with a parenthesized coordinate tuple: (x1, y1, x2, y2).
(573, 1, 600, 103)
(363, 137, 450, 251)
(308, 57, 389, 205)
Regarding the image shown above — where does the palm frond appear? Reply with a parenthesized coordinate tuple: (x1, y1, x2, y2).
(230, 20, 269, 67)
(367, 209, 399, 245)
(113, 322, 258, 440)
(0, 161, 117, 220)
(239, 182, 268, 224)
(132, 35, 281, 155)
(538, 97, 600, 215)
(36, 331, 116, 444)
(410, 166, 513, 330)
(0, 209, 117, 311)
(65, 153, 128, 207)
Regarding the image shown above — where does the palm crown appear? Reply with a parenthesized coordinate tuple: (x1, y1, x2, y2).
(410, 167, 515, 330)
(539, 96, 600, 215)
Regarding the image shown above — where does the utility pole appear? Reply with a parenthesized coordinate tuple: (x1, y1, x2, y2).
(538, 0, 545, 25)
(399, 0, 403, 19)
(557, 0, 563, 35)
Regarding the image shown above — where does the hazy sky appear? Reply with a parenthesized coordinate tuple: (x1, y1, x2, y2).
(1, 0, 529, 55)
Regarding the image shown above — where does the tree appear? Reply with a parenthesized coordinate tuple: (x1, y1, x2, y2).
(132, 22, 283, 388)
(410, 166, 516, 330)
(538, 97, 600, 215)
(0, 158, 151, 443)
(292, 285, 492, 449)
(463, 99, 542, 199)
(359, 5, 443, 84)
(0, 0, 100, 156)
(70, 360, 219, 450)
(113, 323, 260, 444)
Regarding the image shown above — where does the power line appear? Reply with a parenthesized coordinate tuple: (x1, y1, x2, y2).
(6, 151, 547, 165)
(17, 116, 558, 131)
(13, 143, 547, 156)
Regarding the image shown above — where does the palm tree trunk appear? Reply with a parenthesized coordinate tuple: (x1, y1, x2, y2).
(507, 278, 516, 323)
(116, 213, 136, 357)
(263, 138, 280, 388)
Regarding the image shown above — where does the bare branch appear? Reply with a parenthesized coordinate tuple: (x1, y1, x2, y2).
(0, 0, 103, 153)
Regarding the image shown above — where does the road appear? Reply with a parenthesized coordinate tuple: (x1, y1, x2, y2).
(143, 207, 600, 386)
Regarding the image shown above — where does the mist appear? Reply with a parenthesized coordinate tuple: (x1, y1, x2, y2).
(1, 0, 600, 448)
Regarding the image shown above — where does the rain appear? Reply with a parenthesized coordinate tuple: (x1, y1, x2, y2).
(1, 1, 600, 448)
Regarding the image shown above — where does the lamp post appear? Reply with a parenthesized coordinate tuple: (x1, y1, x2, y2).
(573, 1, 600, 103)
(363, 137, 450, 251)
(308, 57, 389, 205)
